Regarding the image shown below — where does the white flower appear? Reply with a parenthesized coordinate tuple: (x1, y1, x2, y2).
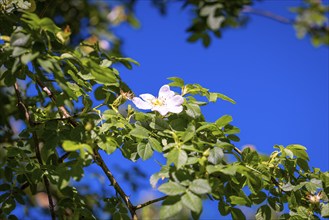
(132, 85, 184, 116)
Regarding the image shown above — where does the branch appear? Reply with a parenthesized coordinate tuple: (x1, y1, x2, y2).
(92, 149, 137, 220)
(33, 76, 138, 219)
(14, 82, 56, 220)
(134, 196, 168, 210)
(242, 6, 293, 24)
(35, 77, 78, 127)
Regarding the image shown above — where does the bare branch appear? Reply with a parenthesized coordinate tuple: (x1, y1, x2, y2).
(134, 196, 168, 210)
(242, 6, 293, 24)
(92, 149, 137, 220)
(14, 82, 56, 220)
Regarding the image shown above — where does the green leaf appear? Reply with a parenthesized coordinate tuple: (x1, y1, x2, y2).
(185, 103, 201, 118)
(321, 203, 329, 218)
(206, 164, 237, 175)
(227, 134, 240, 142)
(129, 126, 149, 139)
(137, 143, 153, 160)
(62, 140, 82, 151)
(98, 137, 117, 154)
(62, 140, 93, 154)
(160, 197, 183, 219)
(249, 191, 267, 204)
(255, 205, 271, 220)
(150, 117, 170, 130)
(208, 147, 224, 165)
(281, 182, 294, 192)
(181, 191, 202, 213)
(168, 77, 185, 87)
(218, 200, 231, 216)
(158, 182, 186, 196)
(11, 32, 30, 47)
(215, 115, 232, 128)
(0, 183, 10, 191)
(148, 137, 162, 152)
(231, 208, 246, 220)
(182, 124, 195, 143)
(167, 148, 188, 169)
(229, 195, 250, 206)
(1, 197, 16, 214)
(87, 60, 117, 85)
(216, 93, 236, 104)
(21, 52, 39, 65)
(189, 179, 211, 195)
(268, 197, 283, 212)
(286, 144, 309, 161)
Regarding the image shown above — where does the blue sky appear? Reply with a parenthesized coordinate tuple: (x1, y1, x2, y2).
(109, 1, 328, 218)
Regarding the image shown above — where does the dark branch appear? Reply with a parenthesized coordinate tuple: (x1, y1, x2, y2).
(92, 149, 137, 220)
(134, 196, 168, 210)
(14, 82, 56, 220)
(242, 6, 293, 24)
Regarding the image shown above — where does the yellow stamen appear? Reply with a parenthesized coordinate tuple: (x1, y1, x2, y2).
(152, 99, 163, 106)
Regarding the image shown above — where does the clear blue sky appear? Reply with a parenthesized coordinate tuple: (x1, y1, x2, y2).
(110, 1, 328, 218)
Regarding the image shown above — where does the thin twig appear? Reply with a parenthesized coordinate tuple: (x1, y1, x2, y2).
(35, 78, 78, 127)
(14, 82, 56, 220)
(92, 149, 137, 220)
(242, 6, 293, 24)
(134, 196, 168, 210)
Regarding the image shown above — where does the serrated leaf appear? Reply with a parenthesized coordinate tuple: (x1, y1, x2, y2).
(158, 182, 186, 196)
(137, 143, 153, 160)
(189, 179, 211, 195)
(181, 191, 202, 213)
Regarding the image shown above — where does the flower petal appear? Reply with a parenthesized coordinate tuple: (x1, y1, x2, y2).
(168, 106, 183, 114)
(132, 97, 152, 110)
(152, 106, 169, 116)
(166, 95, 184, 106)
(140, 93, 155, 103)
(158, 85, 174, 99)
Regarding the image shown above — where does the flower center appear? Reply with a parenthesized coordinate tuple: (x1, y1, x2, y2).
(151, 98, 164, 106)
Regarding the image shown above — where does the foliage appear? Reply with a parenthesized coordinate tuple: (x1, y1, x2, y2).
(0, 0, 328, 220)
